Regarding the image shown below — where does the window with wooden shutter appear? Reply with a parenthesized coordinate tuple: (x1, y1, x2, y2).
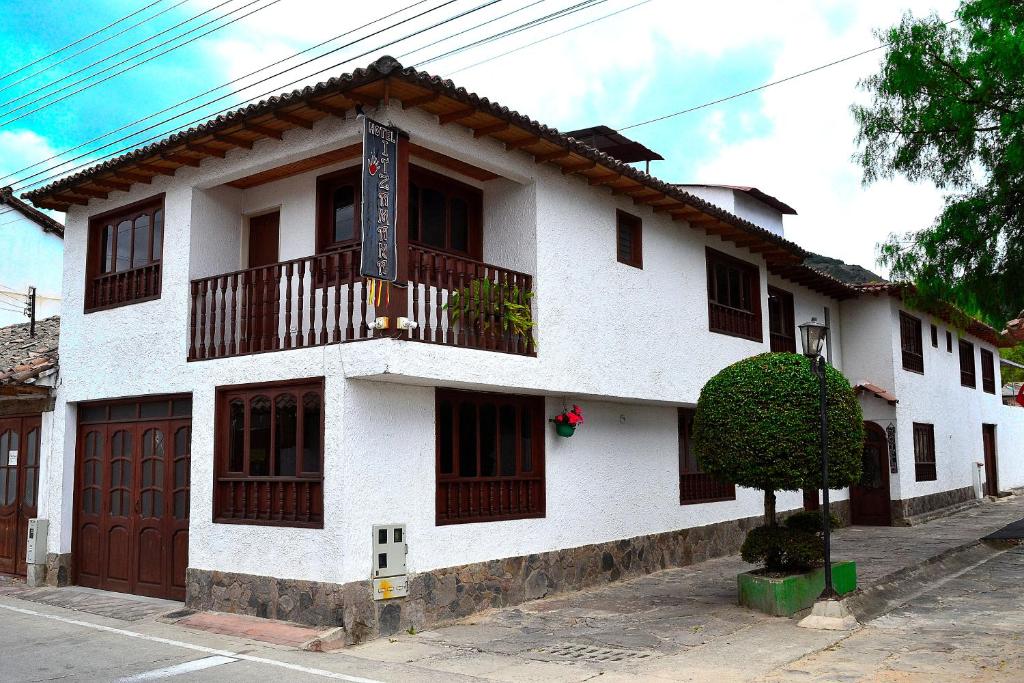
(615, 210, 642, 268)
(959, 340, 976, 388)
(980, 348, 996, 394)
(214, 378, 324, 528)
(899, 312, 924, 373)
(930, 324, 938, 348)
(436, 389, 544, 524)
(706, 248, 762, 341)
(678, 408, 735, 504)
(767, 286, 796, 353)
(86, 195, 165, 312)
(913, 423, 936, 481)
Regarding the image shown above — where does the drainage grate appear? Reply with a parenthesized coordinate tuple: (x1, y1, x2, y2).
(531, 643, 654, 663)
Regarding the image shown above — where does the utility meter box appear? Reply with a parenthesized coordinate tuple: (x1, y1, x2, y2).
(372, 524, 408, 600)
(26, 518, 48, 565)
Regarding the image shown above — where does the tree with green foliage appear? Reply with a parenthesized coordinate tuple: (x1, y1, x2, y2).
(853, 0, 1024, 327)
(692, 353, 864, 527)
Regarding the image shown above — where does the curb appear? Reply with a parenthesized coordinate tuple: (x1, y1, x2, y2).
(843, 538, 1013, 622)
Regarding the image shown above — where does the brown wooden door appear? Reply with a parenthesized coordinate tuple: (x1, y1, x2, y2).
(0, 416, 41, 576)
(248, 211, 279, 268)
(983, 424, 998, 496)
(75, 416, 190, 600)
(850, 422, 892, 526)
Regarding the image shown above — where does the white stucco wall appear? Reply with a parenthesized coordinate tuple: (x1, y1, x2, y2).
(0, 211, 63, 326)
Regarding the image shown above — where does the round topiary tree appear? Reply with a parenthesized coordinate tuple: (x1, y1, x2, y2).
(692, 352, 864, 533)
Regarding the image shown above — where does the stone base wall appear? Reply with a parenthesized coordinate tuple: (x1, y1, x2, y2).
(891, 486, 975, 525)
(186, 502, 850, 644)
(45, 553, 72, 587)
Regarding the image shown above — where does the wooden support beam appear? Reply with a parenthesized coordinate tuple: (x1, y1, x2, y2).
(401, 91, 440, 109)
(588, 173, 620, 186)
(162, 152, 201, 167)
(186, 142, 227, 159)
(533, 149, 571, 163)
(610, 183, 645, 196)
(473, 121, 510, 138)
(112, 170, 153, 184)
(562, 161, 597, 175)
(75, 187, 108, 199)
(243, 122, 284, 140)
(54, 192, 89, 206)
(505, 136, 541, 150)
(136, 162, 177, 176)
(305, 100, 348, 117)
(437, 106, 477, 125)
(346, 90, 380, 107)
(631, 192, 663, 205)
(213, 133, 254, 149)
(92, 178, 132, 192)
(273, 111, 314, 129)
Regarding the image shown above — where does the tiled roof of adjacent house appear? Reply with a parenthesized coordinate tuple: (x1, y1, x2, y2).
(0, 316, 59, 386)
(0, 186, 64, 238)
(677, 184, 797, 215)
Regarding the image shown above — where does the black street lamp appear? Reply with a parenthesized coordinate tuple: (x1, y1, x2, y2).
(798, 316, 836, 599)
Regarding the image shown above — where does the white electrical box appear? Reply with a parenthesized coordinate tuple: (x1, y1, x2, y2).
(372, 524, 408, 600)
(26, 518, 48, 565)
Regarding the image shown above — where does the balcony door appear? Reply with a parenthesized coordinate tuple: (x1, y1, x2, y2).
(248, 210, 280, 268)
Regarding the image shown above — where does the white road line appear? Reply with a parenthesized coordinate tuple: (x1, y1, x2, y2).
(0, 602, 384, 683)
(119, 655, 237, 681)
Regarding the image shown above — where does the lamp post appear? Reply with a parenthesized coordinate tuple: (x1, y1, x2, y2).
(798, 316, 835, 599)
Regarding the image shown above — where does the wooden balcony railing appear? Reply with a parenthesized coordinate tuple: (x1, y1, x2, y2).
(436, 477, 544, 524)
(87, 263, 161, 311)
(708, 301, 760, 340)
(407, 245, 535, 356)
(188, 244, 536, 361)
(214, 477, 323, 528)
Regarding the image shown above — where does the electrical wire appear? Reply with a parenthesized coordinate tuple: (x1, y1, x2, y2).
(11, 0, 505, 193)
(396, 0, 548, 62)
(0, 0, 170, 83)
(447, 0, 651, 74)
(0, 0, 194, 98)
(0, 0, 439, 185)
(0, 0, 286, 128)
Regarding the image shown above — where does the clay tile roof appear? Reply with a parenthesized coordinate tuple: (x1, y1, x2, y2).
(0, 316, 59, 387)
(678, 184, 797, 215)
(855, 382, 897, 405)
(0, 186, 63, 238)
(21, 56, 806, 267)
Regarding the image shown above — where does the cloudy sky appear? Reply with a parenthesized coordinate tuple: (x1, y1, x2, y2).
(0, 0, 959, 274)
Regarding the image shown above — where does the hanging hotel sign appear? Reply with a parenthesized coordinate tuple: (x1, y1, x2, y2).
(360, 116, 400, 284)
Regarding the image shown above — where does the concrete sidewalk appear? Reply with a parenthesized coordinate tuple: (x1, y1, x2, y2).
(342, 494, 1024, 682)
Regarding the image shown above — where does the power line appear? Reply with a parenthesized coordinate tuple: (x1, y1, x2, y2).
(0, 0, 284, 128)
(0, 0, 194, 98)
(0, 0, 170, 83)
(0, 0, 439, 185)
(396, 0, 548, 61)
(447, 0, 652, 75)
(11, 0, 505, 193)
(14, 0, 625, 196)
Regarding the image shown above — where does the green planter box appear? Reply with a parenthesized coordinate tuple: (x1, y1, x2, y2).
(737, 561, 857, 617)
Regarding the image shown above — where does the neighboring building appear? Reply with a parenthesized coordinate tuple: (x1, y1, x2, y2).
(0, 316, 58, 578)
(15, 57, 1024, 642)
(0, 187, 64, 326)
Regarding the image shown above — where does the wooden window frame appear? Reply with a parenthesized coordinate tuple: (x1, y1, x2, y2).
(615, 210, 642, 268)
(899, 312, 924, 374)
(930, 324, 938, 348)
(78, 394, 193, 424)
(767, 285, 796, 353)
(678, 408, 735, 505)
(315, 167, 361, 254)
(213, 377, 324, 528)
(408, 165, 483, 259)
(946, 330, 953, 352)
(435, 388, 545, 525)
(959, 339, 977, 388)
(913, 422, 937, 482)
(85, 194, 165, 312)
(705, 248, 763, 342)
(981, 348, 996, 394)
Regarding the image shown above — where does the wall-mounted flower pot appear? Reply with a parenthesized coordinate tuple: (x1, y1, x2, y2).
(737, 561, 857, 616)
(554, 423, 576, 437)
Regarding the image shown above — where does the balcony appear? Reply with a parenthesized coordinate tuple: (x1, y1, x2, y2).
(188, 244, 535, 361)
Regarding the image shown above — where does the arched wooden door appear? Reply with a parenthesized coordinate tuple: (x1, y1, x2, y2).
(0, 415, 41, 576)
(850, 422, 892, 526)
(74, 397, 191, 600)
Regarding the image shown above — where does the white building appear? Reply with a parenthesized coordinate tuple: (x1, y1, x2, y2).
(12, 57, 1023, 642)
(0, 187, 63, 326)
